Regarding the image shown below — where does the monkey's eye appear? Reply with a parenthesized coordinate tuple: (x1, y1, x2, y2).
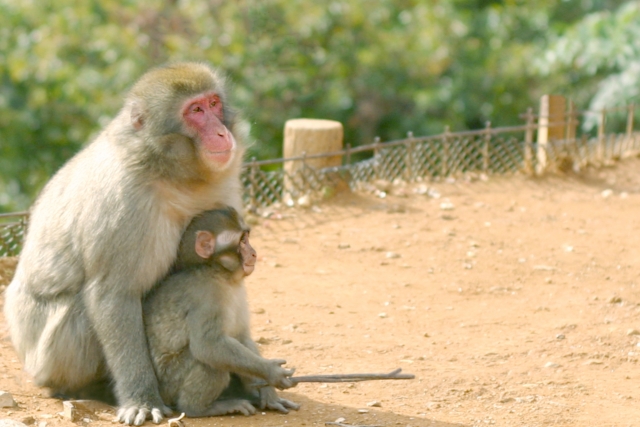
(210, 101, 217, 108)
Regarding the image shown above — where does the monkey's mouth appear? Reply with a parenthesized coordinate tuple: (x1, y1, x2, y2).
(204, 149, 234, 164)
(243, 262, 255, 276)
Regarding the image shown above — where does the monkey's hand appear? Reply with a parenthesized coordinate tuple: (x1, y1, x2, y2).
(265, 359, 295, 390)
(258, 386, 301, 414)
(117, 403, 172, 426)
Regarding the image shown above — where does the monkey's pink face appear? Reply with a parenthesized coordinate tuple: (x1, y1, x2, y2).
(183, 93, 235, 167)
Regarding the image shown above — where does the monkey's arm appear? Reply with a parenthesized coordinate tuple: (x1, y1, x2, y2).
(187, 310, 292, 389)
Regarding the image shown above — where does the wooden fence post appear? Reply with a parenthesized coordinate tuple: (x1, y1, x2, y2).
(404, 131, 414, 181)
(625, 103, 635, 157)
(441, 126, 450, 177)
(566, 100, 577, 142)
(283, 119, 344, 198)
(482, 121, 491, 173)
(596, 108, 606, 164)
(536, 94, 566, 175)
(373, 136, 382, 180)
(523, 108, 535, 174)
(249, 157, 258, 211)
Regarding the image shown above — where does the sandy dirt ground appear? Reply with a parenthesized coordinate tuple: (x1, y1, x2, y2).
(1, 158, 640, 427)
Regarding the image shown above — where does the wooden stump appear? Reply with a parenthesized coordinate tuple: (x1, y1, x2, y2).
(283, 119, 343, 200)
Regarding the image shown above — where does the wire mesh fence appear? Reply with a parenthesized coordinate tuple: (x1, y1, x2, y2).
(2, 103, 639, 257)
(0, 212, 28, 257)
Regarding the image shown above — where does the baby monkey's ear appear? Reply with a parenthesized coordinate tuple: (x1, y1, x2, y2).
(194, 230, 216, 259)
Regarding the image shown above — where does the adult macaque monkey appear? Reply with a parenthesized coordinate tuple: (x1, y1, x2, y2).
(144, 206, 299, 417)
(4, 63, 246, 425)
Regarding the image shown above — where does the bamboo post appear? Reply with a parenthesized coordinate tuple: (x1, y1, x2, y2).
(625, 103, 635, 157)
(523, 108, 534, 174)
(597, 108, 606, 164)
(373, 136, 381, 180)
(345, 143, 352, 166)
(566, 100, 577, 142)
(564, 100, 578, 164)
(283, 119, 344, 199)
(580, 134, 588, 169)
(441, 126, 450, 177)
(482, 121, 491, 173)
(404, 131, 414, 181)
(249, 157, 258, 211)
(536, 94, 566, 175)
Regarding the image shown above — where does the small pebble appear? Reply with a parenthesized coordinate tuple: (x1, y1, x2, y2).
(385, 252, 401, 259)
(0, 392, 16, 408)
(387, 204, 406, 214)
(297, 195, 311, 208)
(366, 400, 382, 407)
(440, 200, 455, 211)
(62, 401, 77, 422)
(426, 401, 441, 410)
(627, 329, 640, 336)
(413, 184, 429, 195)
(374, 179, 392, 192)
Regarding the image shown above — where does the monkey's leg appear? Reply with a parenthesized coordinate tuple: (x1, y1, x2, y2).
(5, 284, 107, 394)
(176, 364, 256, 417)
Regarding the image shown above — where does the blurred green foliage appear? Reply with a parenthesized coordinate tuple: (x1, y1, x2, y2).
(0, 0, 636, 212)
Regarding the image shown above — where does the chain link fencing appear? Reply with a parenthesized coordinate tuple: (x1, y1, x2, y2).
(2, 105, 639, 257)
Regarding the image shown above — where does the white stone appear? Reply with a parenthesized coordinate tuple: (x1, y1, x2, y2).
(0, 392, 16, 408)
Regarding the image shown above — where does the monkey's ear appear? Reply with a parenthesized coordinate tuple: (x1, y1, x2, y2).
(195, 231, 216, 259)
(130, 101, 145, 130)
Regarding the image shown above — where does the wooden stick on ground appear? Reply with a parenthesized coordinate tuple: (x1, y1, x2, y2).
(325, 423, 382, 427)
(252, 368, 415, 388)
(291, 368, 414, 384)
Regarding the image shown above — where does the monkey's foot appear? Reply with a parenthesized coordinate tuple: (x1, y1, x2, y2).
(117, 403, 172, 425)
(259, 387, 300, 413)
(204, 399, 256, 417)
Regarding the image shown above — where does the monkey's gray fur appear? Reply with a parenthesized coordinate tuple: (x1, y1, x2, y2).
(143, 207, 299, 417)
(4, 62, 246, 425)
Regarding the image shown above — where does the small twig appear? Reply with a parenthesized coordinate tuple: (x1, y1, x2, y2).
(325, 423, 382, 427)
(252, 368, 415, 388)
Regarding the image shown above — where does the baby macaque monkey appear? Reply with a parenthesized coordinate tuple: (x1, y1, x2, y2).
(143, 206, 299, 417)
